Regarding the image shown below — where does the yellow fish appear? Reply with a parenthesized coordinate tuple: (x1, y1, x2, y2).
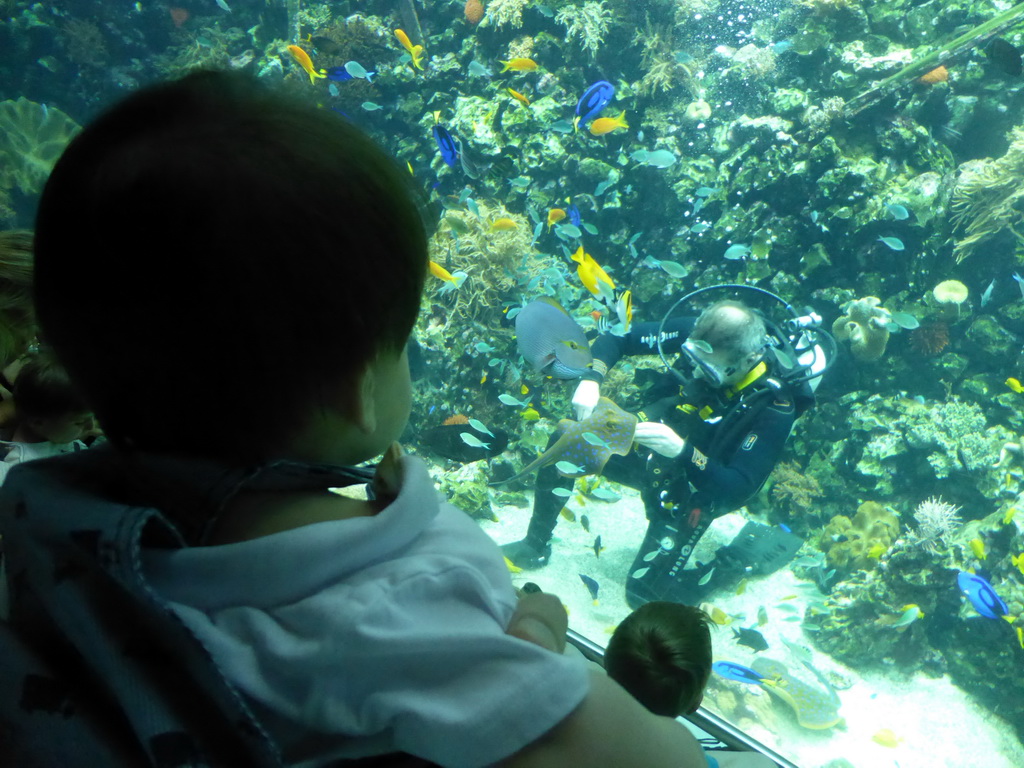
(428, 260, 455, 283)
(286, 45, 326, 84)
(507, 87, 531, 107)
(504, 556, 522, 573)
(521, 407, 540, 421)
(866, 543, 887, 559)
(546, 207, 567, 229)
(1004, 507, 1018, 525)
(702, 604, 733, 626)
(499, 57, 538, 72)
(571, 246, 615, 296)
(1011, 553, 1024, 577)
(589, 110, 628, 136)
(520, 384, 530, 395)
(969, 537, 986, 560)
(1017, 626, 1024, 650)
(1006, 377, 1024, 393)
(490, 217, 518, 231)
(560, 507, 576, 523)
(735, 578, 748, 596)
(394, 29, 425, 70)
(872, 728, 903, 748)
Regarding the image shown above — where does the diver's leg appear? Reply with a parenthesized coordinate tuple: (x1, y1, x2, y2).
(501, 461, 574, 569)
(625, 502, 714, 610)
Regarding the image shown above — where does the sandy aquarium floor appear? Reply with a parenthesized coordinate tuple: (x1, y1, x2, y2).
(472, 482, 1024, 768)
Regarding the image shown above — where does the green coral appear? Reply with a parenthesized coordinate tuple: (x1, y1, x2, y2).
(0, 98, 80, 200)
(818, 501, 900, 572)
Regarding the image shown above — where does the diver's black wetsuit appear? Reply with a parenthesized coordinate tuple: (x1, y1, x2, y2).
(522, 317, 814, 607)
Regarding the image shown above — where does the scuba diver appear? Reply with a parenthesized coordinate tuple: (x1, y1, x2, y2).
(501, 285, 834, 609)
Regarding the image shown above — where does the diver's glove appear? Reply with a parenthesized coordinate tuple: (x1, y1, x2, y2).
(634, 421, 685, 458)
(572, 378, 601, 420)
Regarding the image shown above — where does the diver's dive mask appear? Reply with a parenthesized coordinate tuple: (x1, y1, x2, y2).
(680, 339, 735, 388)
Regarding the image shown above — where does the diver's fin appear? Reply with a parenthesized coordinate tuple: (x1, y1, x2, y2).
(721, 521, 803, 576)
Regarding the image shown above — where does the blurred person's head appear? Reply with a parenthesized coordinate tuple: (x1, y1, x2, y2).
(33, 70, 427, 465)
(11, 350, 92, 444)
(682, 300, 767, 388)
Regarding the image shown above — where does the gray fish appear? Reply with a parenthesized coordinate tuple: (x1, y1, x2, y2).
(733, 626, 769, 652)
(515, 297, 592, 378)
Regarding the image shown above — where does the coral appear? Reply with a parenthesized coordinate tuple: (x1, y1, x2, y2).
(486, 0, 530, 28)
(426, 201, 559, 326)
(0, 98, 81, 198)
(770, 461, 825, 514)
(433, 462, 497, 521)
(555, 1, 612, 57)
(950, 126, 1024, 263)
(60, 18, 108, 67)
(818, 501, 900, 572)
(465, 0, 484, 25)
(908, 496, 962, 551)
(908, 321, 949, 357)
(442, 414, 470, 426)
(831, 296, 891, 362)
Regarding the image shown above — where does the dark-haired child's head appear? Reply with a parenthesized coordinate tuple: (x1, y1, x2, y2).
(604, 602, 713, 717)
(33, 70, 427, 465)
(12, 351, 93, 444)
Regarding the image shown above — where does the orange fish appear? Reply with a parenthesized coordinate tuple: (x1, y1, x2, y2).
(547, 208, 566, 229)
(499, 57, 538, 72)
(395, 29, 425, 70)
(918, 65, 949, 84)
(287, 45, 326, 84)
(589, 110, 628, 136)
(507, 87, 531, 107)
(490, 217, 518, 231)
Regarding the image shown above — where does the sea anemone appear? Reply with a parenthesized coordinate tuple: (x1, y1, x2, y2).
(908, 321, 949, 357)
(443, 414, 470, 426)
(932, 279, 968, 320)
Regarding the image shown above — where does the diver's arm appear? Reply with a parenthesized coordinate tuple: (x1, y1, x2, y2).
(583, 316, 697, 383)
(497, 669, 707, 768)
(682, 402, 797, 512)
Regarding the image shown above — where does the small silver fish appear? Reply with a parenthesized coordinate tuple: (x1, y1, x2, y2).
(214, 0, 231, 11)
(981, 278, 996, 307)
(698, 567, 715, 586)
(459, 432, 490, 449)
(1014, 272, 1024, 299)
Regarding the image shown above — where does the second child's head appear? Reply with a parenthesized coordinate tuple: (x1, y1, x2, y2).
(605, 602, 713, 717)
(12, 352, 93, 444)
(33, 70, 427, 466)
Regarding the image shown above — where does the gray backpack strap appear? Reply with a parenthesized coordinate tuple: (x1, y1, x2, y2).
(0, 448, 283, 767)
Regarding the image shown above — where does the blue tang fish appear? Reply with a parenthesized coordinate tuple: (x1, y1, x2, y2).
(573, 80, 614, 130)
(567, 204, 581, 227)
(957, 571, 1009, 619)
(433, 124, 460, 169)
(326, 67, 354, 82)
(713, 661, 764, 685)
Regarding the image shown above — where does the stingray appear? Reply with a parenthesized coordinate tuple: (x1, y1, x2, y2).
(750, 657, 842, 730)
(491, 397, 637, 486)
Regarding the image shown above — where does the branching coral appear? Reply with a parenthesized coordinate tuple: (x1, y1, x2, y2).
(950, 126, 1024, 263)
(0, 98, 81, 198)
(486, 0, 531, 28)
(771, 461, 825, 513)
(426, 202, 560, 325)
(60, 18, 108, 67)
(555, 1, 612, 57)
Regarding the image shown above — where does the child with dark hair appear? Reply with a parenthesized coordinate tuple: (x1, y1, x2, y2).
(605, 602, 775, 768)
(16, 70, 709, 767)
(0, 350, 93, 485)
(605, 601, 714, 718)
